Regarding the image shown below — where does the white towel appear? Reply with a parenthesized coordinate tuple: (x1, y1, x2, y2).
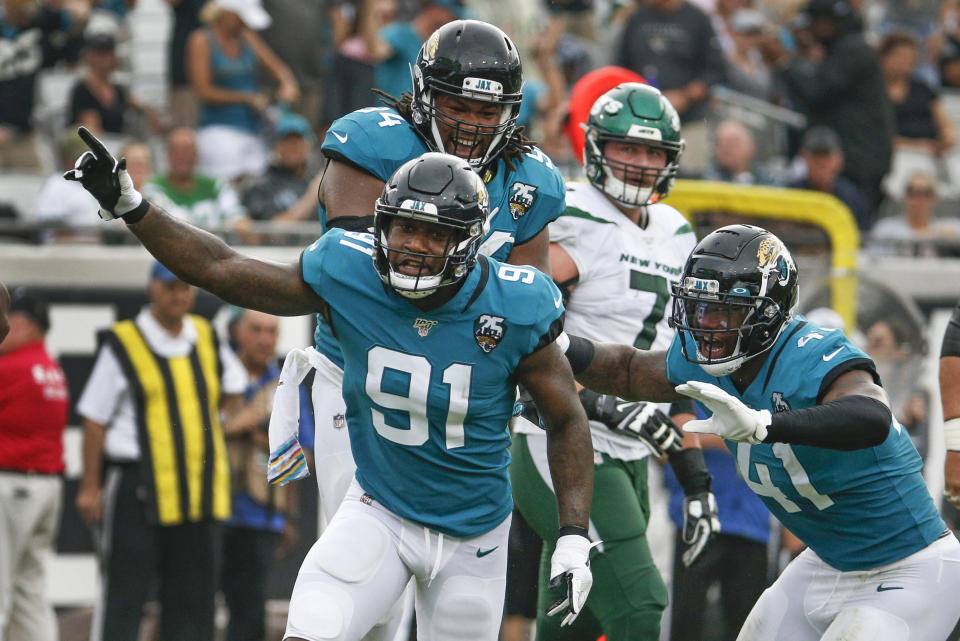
(266, 347, 329, 486)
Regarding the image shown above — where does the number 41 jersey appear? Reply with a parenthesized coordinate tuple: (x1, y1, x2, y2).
(301, 229, 564, 538)
(666, 316, 946, 571)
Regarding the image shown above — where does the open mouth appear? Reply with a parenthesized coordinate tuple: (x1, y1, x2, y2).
(449, 137, 480, 158)
(395, 258, 432, 277)
(699, 335, 733, 360)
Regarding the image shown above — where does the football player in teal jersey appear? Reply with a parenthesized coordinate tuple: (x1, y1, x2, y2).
(559, 223, 960, 641)
(65, 135, 596, 641)
(304, 19, 568, 639)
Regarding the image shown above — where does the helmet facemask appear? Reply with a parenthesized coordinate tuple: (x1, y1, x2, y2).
(671, 288, 788, 376)
(412, 67, 523, 172)
(374, 201, 483, 299)
(584, 131, 684, 207)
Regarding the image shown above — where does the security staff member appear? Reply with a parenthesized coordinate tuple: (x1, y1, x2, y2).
(76, 262, 245, 641)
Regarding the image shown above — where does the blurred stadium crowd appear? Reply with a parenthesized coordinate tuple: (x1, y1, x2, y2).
(4, 0, 960, 640)
(3, 0, 960, 250)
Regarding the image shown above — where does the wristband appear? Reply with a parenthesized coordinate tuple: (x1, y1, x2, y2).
(564, 335, 595, 375)
(668, 448, 712, 495)
(945, 417, 960, 451)
(558, 524, 590, 540)
(120, 200, 150, 225)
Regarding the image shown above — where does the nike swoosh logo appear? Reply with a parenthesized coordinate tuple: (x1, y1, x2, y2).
(822, 347, 844, 362)
(476, 546, 499, 558)
(553, 291, 562, 309)
(331, 131, 348, 144)
(876, 584, 904, 592)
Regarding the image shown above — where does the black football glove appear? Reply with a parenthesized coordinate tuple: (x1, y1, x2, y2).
(680, 491, 720, 566)
(668, 447, 721, 567)
(63, 126, 144, 220)
(578, 389, 684, 456)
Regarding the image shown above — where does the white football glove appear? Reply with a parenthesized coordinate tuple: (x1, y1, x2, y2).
(675, 381, 771, 444)
(546, 534, 600, 626)
(680, 491, 721, 567)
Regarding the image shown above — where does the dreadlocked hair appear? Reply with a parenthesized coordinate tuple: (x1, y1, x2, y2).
(373, 89, 536, 173)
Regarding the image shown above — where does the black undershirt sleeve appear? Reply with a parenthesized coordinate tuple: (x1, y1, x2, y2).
(941, 302, 960, 358)
(764, 395, 892, 451)
(327, 215, 375, 232)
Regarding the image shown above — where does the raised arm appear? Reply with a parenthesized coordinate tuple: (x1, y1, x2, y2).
(565, 336, 681, 403)
(64, 127, 324, 316)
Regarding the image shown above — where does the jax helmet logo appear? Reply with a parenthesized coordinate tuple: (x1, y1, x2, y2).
(474, 314, 506, 353)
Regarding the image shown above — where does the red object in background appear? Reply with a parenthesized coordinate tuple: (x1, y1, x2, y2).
(563, 66, 647, 163)
(0, 340, 68, 474)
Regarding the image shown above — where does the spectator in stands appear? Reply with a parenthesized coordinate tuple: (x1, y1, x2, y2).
(324, 0, 397, 123)
(870, 169, 960, 256)
(0, 289, 68, 641)
(873, 0, 950, 86)
(614, 0, 727, 175)
(187, 0, 299, 182)
(790, 125, 873, 232)
(864, 317, 930, 459)
(880, 31, 957, 183)
(241, 112, 314, 221)
(941, 31, 960, 89)
(121, 140, 153, 192)
(34, 129, 115, 238)
(702, 119, 778, 185)
(76, 262, 246, 641)
(0, 0, 88, 172)
(364, 0, 464, 101)
(724, 7, 774, 101)
(766, 0, 894, 213)
(69, 28, 163, 138)
(165, 0, 205, 127)
(221, 307, 304, 641)
(144, 127, 249, 230)
(257, 0, 334, 130)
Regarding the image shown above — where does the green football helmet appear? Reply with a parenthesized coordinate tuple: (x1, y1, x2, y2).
(583, 83, 685, 207)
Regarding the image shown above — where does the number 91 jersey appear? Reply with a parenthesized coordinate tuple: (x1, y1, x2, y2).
(666, 316, 946, 571)
(316, 107, 566, 369)
(301, 229, 565, 538)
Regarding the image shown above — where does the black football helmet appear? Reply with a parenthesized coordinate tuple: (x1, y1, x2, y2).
(374, 152, 489, 298)
(670, 225, 799, 376)
(410, 20, 523, 172)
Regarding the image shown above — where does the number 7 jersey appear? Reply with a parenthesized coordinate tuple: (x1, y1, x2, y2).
(666, 316, 946, 570)
(300, 229, 565, 538)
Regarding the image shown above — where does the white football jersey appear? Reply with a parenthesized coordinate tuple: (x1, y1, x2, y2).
(548, 181, 697, 458)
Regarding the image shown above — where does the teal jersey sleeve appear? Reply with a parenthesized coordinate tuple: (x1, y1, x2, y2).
(504, 147, 566, 246)
(318, 108, 430, 229)
(321, 108, 429, 183)
(482, 260, 566, 358)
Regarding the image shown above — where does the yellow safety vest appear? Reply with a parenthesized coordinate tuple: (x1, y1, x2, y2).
(104, 315, 231, 526)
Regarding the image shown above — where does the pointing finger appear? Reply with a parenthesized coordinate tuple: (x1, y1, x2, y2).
(77, 126, 112, 159)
